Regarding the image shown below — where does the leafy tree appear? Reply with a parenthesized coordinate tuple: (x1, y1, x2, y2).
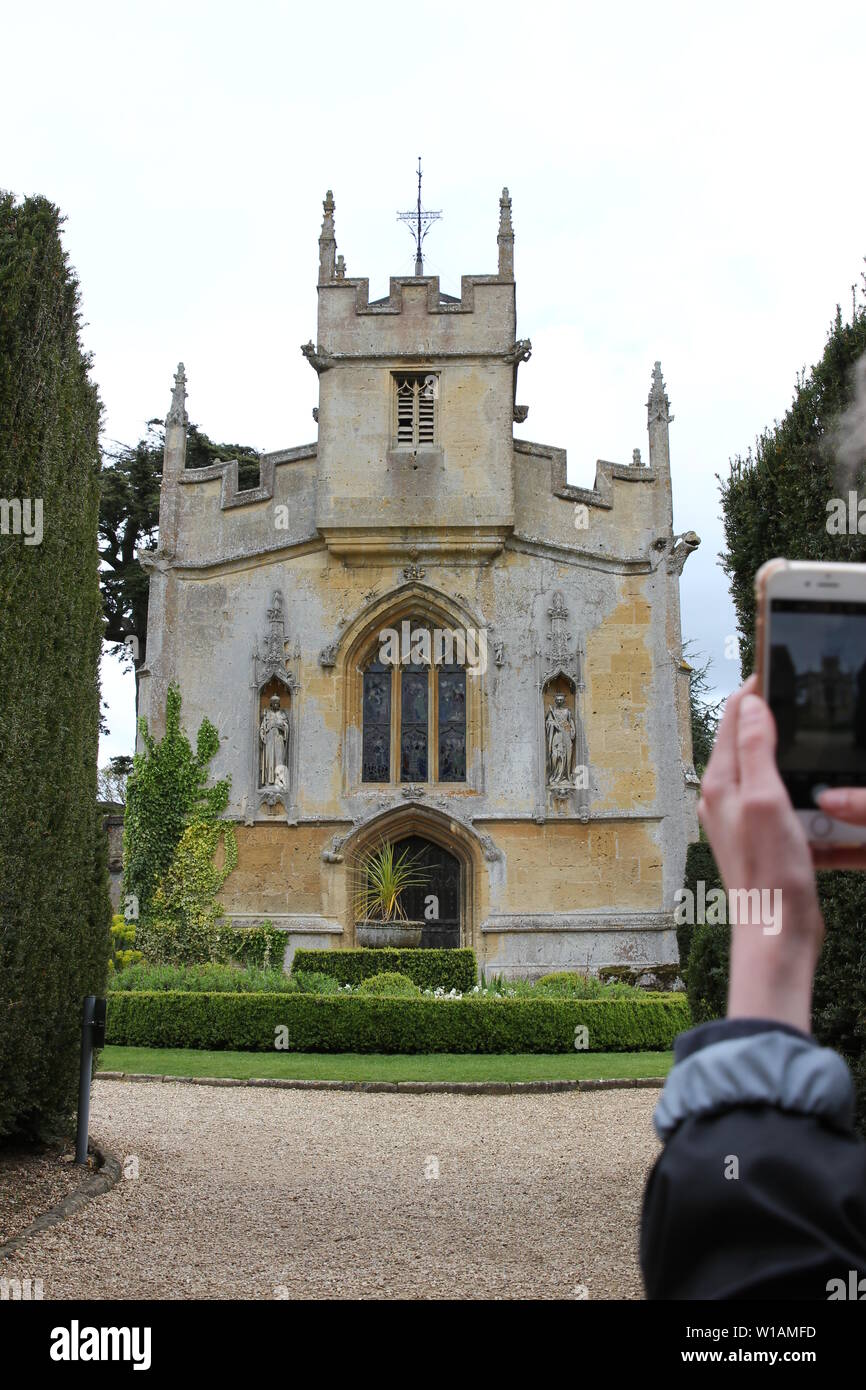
(99, 423, 162, 663)
(720, 278, 866, 677)
(0, 192, 111, 1141)
(686, 644, 723, 778)
(97, 754, 134, 807)
(122, 684, 229, 924)
(714, 274, 866, 1129)
(99, 423, 262, 668)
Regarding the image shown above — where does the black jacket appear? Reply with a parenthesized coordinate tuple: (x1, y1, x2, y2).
(640, 1018, 866, 1299)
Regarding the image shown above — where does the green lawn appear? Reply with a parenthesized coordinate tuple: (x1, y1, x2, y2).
(98, 1046, 673, 1083)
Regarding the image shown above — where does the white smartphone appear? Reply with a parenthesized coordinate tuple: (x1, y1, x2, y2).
(755, 558, 866, 847)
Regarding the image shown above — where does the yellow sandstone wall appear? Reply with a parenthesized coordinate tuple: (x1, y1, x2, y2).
(586, 577, 656, 812)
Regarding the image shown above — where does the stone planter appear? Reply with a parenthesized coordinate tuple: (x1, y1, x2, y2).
(355, 920, 424, 949)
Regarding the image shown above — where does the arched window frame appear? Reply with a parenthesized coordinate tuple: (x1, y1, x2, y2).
(360, 618, 466, 785)
(340, 591, 485, 797)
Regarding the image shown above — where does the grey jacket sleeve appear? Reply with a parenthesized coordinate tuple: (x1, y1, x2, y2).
(640, 1019, 866, 1299)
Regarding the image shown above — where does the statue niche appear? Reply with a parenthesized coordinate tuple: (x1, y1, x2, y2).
(247, 590, 300, 824)
(534, 591, 589, 819)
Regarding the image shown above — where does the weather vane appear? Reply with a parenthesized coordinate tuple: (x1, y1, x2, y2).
(397, 157, 442, 276)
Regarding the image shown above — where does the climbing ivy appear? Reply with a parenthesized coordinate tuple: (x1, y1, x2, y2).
(122, 684, 230, 923)
(139, 819, 239, 963)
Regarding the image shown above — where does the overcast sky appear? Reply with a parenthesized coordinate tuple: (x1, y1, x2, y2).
(5, 0, 866, 764)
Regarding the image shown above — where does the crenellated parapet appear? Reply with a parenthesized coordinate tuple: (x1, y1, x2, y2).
(318, 271, 517, 316)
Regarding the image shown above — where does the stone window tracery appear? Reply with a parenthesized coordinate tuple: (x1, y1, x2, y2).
(361, 619, 466, 785)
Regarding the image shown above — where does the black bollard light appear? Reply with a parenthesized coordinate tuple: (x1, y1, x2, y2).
(75, 995, 106, 1165)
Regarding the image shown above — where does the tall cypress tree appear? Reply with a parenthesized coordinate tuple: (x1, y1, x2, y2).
(0, 193, 110, 1141)
(718, 281, 866, 1129)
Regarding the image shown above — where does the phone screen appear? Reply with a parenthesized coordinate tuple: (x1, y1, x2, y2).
(768, 598, 866, 807)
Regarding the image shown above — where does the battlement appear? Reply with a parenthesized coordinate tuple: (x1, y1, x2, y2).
(312, 188, 517, 359)
(316, 275, 516, 359)
(320, 273, 511, 312)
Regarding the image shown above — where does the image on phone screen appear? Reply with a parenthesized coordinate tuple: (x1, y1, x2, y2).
(768, 598, 866, 808)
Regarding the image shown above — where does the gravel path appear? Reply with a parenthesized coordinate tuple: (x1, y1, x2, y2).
(3, 1082, 660, 1300)
(0, 1143, 88, 1247)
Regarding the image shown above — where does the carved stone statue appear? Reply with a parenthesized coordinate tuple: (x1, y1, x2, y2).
(259, 695, 290, 787)
(546, 694, 576, 786)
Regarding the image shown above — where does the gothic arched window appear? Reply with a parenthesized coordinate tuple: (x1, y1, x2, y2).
(361, 623, 466, 785)
(361, 658, 391, 784)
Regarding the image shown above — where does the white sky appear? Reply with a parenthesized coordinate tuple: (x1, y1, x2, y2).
(4, 0, 866, 763)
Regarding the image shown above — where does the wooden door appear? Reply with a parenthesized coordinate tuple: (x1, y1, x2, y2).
(394, 834, 461, 949)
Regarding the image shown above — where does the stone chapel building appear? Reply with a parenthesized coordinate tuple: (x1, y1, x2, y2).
(138, 188, 700, 976)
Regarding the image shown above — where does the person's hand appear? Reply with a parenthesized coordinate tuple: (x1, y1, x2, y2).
(697, 676, 825, 1033)
(812, 788, 866, 869)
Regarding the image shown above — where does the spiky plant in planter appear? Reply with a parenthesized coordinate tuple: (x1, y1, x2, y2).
(354, 841, 430, 948)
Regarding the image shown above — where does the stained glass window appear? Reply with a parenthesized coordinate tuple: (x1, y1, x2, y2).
(361, 627, 468, 785)
(401, 664, 428, 781)
(438, 666, 466, 781)
(362, 660, 391, 782)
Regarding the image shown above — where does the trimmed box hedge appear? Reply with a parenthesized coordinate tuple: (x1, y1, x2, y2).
(291, 947, 477, 993)
(106, 990, 690, 1054)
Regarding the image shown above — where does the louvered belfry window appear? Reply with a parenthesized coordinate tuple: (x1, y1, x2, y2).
(395, 373, 437, 447)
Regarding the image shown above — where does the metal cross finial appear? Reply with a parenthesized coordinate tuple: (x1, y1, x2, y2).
(397, 157, 442, 276)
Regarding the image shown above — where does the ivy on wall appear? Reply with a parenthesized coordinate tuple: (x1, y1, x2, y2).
(140, 819, 239, 964)
(122, 683, 230, 924)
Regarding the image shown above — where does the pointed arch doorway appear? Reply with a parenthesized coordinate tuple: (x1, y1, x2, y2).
(392, 833, 461, 949)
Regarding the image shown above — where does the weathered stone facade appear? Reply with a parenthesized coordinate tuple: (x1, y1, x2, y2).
(138, 189, 700, 976)
(103, 813, 124, 912)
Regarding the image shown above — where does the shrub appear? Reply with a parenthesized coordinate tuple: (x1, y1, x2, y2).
(685, 921, 731, 1025)
(356, 971, 420, 998)
(106, 990, 690, 1053)
(291, 971, 343, 996)
(598, 965, 683, 992)
(138, 919, 284, 971)
(110, 962, 295, 994)
(679, 839, 723, 981)
(109, 914, 143, 974)
(534, 971, 637, 999)
(0, 194, 111, 1141)
(812, 871, 866, 1134)
(291, 947, 476, 993)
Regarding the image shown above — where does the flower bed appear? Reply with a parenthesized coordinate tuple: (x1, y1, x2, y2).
(291, 947, 478, 993)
